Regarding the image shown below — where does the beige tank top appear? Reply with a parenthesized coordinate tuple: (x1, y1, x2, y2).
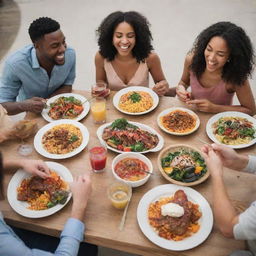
(104, 59, 149, 91)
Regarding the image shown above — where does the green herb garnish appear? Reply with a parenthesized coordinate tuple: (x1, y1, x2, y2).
(129, 92, 141, 103)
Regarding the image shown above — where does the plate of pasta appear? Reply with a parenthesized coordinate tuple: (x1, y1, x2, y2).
(113, 86, 159, 115)
(206, 111, 256, 149)
(157, 107, 200, 135)
(34, 120, 89, 159)
(137, 184, 213, 251)
(7, 161, 73, 218)
(41, 93, 90, 122)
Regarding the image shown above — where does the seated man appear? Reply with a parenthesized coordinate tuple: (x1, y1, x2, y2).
(0, 153, 98, 255)
(0, 17, 75, 115)
(201, 143, 256, 256)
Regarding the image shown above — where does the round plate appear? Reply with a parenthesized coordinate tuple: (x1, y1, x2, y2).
(97, 121, 164, 154)
(206, 111, 256, 149)
(7, 161, 73, 218)
(137, 184, 213, 251)
(113, 86, 159, 115)
(157, 144, 210, 186)
(34, 120, 89, 159)
(157, 107, 200, 135)
(41, 93, 90, 122)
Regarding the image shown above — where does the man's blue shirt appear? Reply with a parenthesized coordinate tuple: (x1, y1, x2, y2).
(0, 45, 76, 102)
(0, 214, 84, 255)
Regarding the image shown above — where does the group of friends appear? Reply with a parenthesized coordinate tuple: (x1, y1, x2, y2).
(0, 10, 256, 256)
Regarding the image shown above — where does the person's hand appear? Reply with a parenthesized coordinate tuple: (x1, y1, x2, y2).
(20, 97, 45, 113)
(70, 172, 92, 221)
(201, 144, 224, 178)
(20, 159, 50, 178)
(153, 80, 168, 96)
(208, 143, 248, 170)
(186, 99, 216, 113)
(176, 84, 191, 102)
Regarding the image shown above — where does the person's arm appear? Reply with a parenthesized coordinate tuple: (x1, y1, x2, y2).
(3, 158, 50, 178)
(50, 85, 72, 97)
(95, 52, 107, 85)
(201, 145, 239, 237)
(1, 97, 45, 115)
(147, 53, 169, 96)
(176, 54, 192, 101)
(186, 80, 256, 115)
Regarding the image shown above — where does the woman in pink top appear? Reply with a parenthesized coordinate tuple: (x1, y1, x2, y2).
(176, 22, 255, 115)
(95, 11, 175, 96)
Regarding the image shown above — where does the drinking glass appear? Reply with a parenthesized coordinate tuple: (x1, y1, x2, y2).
(90, 97, 106, 124)
(107, 181, 132, 210)
(89, 143, 107, 173)
(91, 81, 108, 98)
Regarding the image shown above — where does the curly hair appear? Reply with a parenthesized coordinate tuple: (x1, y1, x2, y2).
(190, 21, 255, 86)
(28, 17, 60, 42)
(96, 11, 153, 62)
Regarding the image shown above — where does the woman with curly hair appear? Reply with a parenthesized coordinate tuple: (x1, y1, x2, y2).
(95, 11, 175, 96)
(176, 22, 255, 115)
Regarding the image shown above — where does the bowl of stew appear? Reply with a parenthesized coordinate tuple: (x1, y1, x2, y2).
(112, 152, 153, 187)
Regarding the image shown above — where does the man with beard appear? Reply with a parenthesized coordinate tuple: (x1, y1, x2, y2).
(0, 17, 75, 115)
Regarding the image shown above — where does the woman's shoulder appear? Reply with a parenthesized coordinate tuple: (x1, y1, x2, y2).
(146, 52, 161, 67)
(95, 52, 105, 65)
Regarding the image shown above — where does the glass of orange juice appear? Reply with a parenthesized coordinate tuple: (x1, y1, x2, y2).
(91, 97, 106, 124)
(107, 181, 132, 210)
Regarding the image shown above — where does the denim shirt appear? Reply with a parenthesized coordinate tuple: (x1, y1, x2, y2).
(0, 45, 76, 102)
(0, 214, 84, 256)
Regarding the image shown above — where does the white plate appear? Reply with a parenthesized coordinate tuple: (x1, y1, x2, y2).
(137, 184, 213, 251)
(97, 121, 164, 154)
(206, 111, 256, 149)
(34, 120, 89, 159)
(7, 162, 73, 218)
(41, 93, 90, 122)
(157, 107, 200, 135)
(113, 86, 159, 115)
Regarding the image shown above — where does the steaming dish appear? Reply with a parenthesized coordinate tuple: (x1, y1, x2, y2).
(118, 91, 153, 113)
(212, 116, 255, 145)
(17, 171, 69, 210)
(42, 124, 82, 154)
(48, 96, 84, 120)
(148, 190, 201, 241)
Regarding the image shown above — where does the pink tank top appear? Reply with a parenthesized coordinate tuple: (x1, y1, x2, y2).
(104, 59, 149, 91)
(190, 72, 234, 105)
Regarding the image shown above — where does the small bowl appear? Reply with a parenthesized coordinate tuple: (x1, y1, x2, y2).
(157, 144, 210, 186)
(112, 152, 153, 187)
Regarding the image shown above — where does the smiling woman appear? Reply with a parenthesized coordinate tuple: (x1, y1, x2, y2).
(95, 11, 176, 97)
(176, 22, 256, 116)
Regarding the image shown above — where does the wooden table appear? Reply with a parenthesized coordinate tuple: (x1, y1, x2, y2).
(1, 90, 256, 256)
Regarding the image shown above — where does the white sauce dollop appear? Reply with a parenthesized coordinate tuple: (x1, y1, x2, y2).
(161, 202, 184, 217)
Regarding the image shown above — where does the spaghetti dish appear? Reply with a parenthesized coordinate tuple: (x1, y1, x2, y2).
(42, 124, 82, 154)
(148, 190, 201, 241)
(212, 116, 255, 145)
(48, 96, 84, 120)
(160, 110, 196, 133)
(114, 158, 148, 181)
(118, 91, 153, 113)
(17, 171, 69, 210)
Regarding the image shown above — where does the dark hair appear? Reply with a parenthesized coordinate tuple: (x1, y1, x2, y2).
(96, 11, 153, 62)
(190, 21, 255, 86)
(0, 152, 3, 200)
(28, 17, 60, 42)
